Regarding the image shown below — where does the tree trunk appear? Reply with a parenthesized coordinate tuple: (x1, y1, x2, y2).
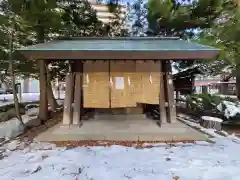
(38, 60, 48, 121)
(46, 67, 59, 111)
(37, 25, 48, 122)
(200, 116, 222, 131)
(8, 18, 25, 128)
(236, 66, 240, 100)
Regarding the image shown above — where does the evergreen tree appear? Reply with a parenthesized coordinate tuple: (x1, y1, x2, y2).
(198, 4, 240, 98)
(0, 0, 111, 121)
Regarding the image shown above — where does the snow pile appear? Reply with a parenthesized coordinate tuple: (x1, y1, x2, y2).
(179, 95, 187, 100)
(0, 108, 39, 140)
(217, 101, 240, 119)
(26, 107, 39, 117)
(0, 92, 65, 107)
(0, 119, 25, 140)
(0, 92, 64, 141)
(0, 93, 39, 103)
(201, 116, 223, 123)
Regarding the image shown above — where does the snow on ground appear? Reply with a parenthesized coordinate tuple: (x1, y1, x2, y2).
(0, 92, 65, 139)
(217, 101, 240, 119)
(0, 93, 41, 140)
(0, 93, 40, 107)
(0, 92, 65, 107)
(219, 94, 237, 100)
(0, 108, 39, 140)
(1, 94, 240, 179)
(0, 93, 64, 140)
(1, 121, 240, 180)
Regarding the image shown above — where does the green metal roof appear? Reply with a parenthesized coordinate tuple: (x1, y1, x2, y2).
(18, 37, 219, 60)
(19, 37, 218, 51)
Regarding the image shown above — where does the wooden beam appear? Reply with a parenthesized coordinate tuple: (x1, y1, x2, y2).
(158, 61, 167, 126)
(62, 62, 74, 125)
(21, 49, 219, 60)
(163, 60, 177, 123)
(73, 61, 83, 126)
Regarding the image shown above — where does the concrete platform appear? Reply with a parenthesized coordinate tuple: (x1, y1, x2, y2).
(35, 115, 209, 142)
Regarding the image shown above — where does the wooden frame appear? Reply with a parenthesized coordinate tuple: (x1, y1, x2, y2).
(62, 59, 177, 126)
(61, 59, 177, 126)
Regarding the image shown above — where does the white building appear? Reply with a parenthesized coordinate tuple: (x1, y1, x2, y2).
(18, 78, 40, 93)
(90, 1, 127, 24)
(194, 74, 236, 95)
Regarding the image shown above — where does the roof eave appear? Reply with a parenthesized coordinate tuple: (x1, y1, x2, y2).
(56, 36, 181, 41)
(19, 49, 219, 60)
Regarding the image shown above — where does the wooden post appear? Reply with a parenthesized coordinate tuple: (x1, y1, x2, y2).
(163, 60, 177, 123)
(73, 61, 83, 126)
(38, 60, 49, 121)
(158, 61, 167, 126)
(62, 61, 74, 125)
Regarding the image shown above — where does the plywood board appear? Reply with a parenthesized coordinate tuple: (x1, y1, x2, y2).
(136, 60, 160, 104)
(83, 60, 161, 108)
(83, 61, 109, 108)
(110, 61, 137, 107)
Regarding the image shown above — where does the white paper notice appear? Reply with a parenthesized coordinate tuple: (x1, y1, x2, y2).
(115, 77, 124, 89)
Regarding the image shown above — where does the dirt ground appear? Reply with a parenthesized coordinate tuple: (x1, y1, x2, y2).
(222, 126, 240, 137)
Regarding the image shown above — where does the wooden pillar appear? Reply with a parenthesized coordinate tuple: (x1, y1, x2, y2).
(38, 60, 48, 121)
(163, 60, 177, 123)
(73, 61, 83, 126)
(158, 61, 167, 126)
(62, 61, 74, 125)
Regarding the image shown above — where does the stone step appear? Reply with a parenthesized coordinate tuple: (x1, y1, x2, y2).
(94, 114, 147, 121)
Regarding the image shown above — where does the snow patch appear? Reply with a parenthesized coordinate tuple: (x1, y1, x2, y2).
(0, 119, 25, 140)
(0, 93, 56, 141)
(1, 130, 240, 180)
(0, 92, 65, 108)
(201, 116, 223, 123)
(0, 108, 39, 140)
(217, 101, 240, 119)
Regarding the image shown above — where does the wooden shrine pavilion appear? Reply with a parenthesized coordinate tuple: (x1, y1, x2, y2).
(173, 66, 204, 96)
(18, 37, 219, 127)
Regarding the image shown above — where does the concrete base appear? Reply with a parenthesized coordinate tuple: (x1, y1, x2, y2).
(35, 115, 208, 142)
